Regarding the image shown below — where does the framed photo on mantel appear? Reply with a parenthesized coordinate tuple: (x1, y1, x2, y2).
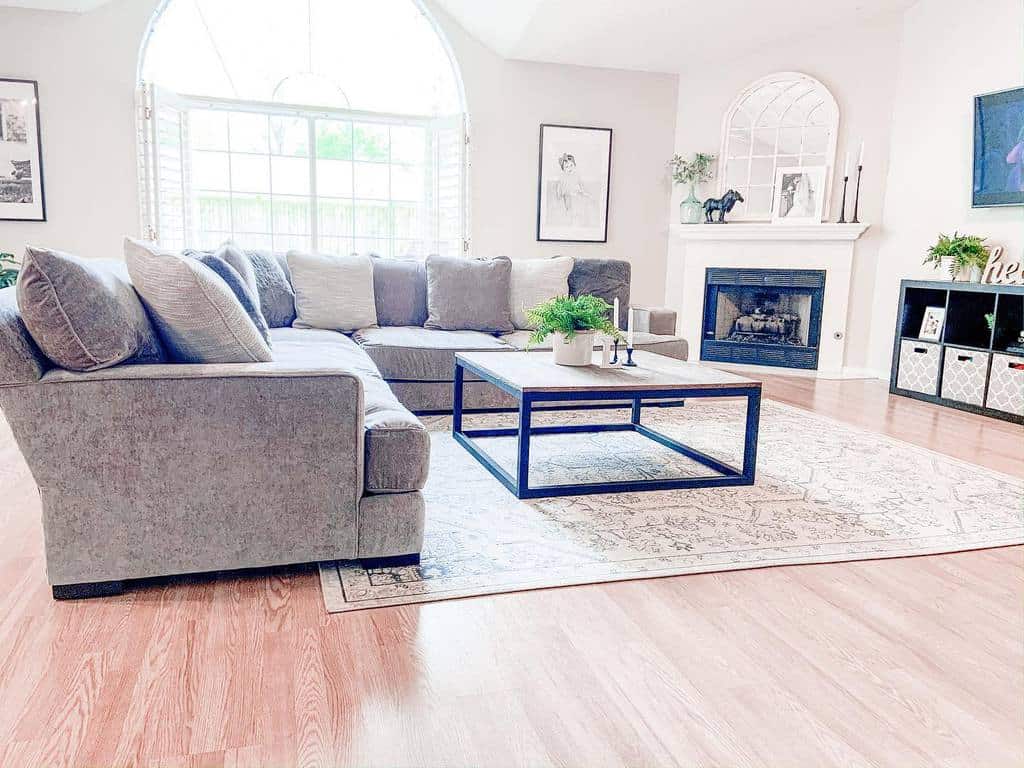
(536, 124, 612, 242)
(0, 78, 45, 222)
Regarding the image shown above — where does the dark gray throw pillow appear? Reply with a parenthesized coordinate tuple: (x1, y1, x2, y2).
(248, 249, 296, 328)
(568, 257, 631, 329)
(372, 256, 428, 327)
(195, 252, 271, 345)
(425, 255, 514, 333)
(16, 246, 166, 371)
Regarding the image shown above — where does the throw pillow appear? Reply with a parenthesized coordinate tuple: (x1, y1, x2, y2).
(248, 249, 297, 328)
(125, 238, 273, 363)
(16, 246, 166, 372)
(509, 256, 575, 330)
(216, 242, 261, 310)
(568, 257, 631, 329)
(424, 255, 514, 333)
(371, 256, 428, 327)
(287, 250, 378, 332)
(195, 250, 271, 346)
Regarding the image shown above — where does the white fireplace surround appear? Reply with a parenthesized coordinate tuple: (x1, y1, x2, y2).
(670, 223, 870, 377)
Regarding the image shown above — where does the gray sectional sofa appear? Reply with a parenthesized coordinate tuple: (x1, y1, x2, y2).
(0, 256, 686, 598)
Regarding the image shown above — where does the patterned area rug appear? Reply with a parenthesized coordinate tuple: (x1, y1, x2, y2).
(320, 400, 1023, 612)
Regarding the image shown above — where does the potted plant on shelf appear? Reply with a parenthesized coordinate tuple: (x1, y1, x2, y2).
(527, 295, 622, 366)
(923, 232, 989, 282)
(669, 152, 715, 225)
(0, 252, 19, 289)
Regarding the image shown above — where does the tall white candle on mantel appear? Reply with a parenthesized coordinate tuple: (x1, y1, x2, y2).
(843, 151, 850, 178)
(613, 297, 620, 332)
(627, 308, 635, 349)
(858, 141, 865, 168)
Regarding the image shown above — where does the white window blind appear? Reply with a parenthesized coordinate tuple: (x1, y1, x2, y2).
(139, 87, 468, 257)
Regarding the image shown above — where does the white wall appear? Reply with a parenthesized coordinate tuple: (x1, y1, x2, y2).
(666, 13, 903, 373)
(867, 0, 1024, 375)
(0, 0, 679, 306)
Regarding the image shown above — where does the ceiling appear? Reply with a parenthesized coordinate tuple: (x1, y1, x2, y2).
(433, 0, 915, 72)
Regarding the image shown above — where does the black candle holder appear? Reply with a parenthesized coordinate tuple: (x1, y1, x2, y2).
(611, 339, 619, 365)
(837, 174, 849, 223)
(851, 165, 863, 224)
(623, 347, 637, 367)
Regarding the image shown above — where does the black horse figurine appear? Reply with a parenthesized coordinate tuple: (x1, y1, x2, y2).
(703, 189, 744, 223)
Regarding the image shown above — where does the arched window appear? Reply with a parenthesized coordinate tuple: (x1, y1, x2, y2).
(718, 72, 838, 221)
(137, 0, 467, 257)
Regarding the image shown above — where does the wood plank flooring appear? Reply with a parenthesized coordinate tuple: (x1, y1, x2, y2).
(0, 376, 1021, 767)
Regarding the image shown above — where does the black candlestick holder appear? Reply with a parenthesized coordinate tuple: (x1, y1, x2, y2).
(623, 347, 637, 367)
(851, 165, 863, 224)
(611, 339, 619, 365)
(837, 174, 849, 223)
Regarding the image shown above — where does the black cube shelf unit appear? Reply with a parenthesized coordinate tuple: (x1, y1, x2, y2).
(890, 279, 1024, 424)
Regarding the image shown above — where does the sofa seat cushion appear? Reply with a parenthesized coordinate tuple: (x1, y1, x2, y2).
(268, 327, 429, 493)
(499, 330, 688, 360)
(352, 326, 513, 382)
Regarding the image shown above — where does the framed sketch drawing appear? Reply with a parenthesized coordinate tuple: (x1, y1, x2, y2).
(537, 124, 611, 242)
(771, 165, 826, 224)
(0, 79, 45, 222)
(918, 306, 946, 341)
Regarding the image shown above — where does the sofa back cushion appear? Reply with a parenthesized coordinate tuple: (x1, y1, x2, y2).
(568, 257, 631, 329)
(288, 250, 378, 332)
(17, 246, 166, 372)
(125, 238, 273, 363)
(510, 256, 574, 330)
(425, 255, 514, 333)
(372, 256, 428, 327)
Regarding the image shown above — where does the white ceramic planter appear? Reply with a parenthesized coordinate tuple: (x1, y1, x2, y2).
(551, 331, 596, 366)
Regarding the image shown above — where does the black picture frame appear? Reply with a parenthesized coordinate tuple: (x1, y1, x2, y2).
(972, 85, 1024, 209)
(536, 123, 612, 243)
(0, 78, 46, 222)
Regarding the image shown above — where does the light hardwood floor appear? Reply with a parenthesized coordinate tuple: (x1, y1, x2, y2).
(0, 376, 1021, 767)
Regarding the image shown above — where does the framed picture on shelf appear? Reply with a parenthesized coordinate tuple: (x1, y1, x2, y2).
(0, 78, 45, 222)
(918, 306, 946, 342)
(771, 165, 827, 224)
(536, 124, 612, 242)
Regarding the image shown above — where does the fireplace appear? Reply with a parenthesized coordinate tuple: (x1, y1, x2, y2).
(702, 268, 826, 369)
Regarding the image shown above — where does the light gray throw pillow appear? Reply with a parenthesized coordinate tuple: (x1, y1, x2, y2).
(425, 255, 514, 333)
(16, 246, 165, 371)
(195, 250, 271, 345)
(510, 256, 574, 330)
(125, 238, 273, 363)
(287, 250, 378, 332)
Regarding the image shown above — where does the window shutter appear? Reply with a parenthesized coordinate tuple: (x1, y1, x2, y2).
(428, 114, 467, 256)
(138, 84, 189, 250)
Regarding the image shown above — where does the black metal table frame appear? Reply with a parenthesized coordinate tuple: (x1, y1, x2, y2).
(452, 357, 762, 499)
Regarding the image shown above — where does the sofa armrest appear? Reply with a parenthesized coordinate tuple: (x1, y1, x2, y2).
(631, 306, 677, 336)
(1, 363, 367, 584)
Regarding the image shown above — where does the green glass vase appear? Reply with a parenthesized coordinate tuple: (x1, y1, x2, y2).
(679, 184, 703, 225)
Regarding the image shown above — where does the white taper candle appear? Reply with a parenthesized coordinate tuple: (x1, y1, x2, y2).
(613, 297, 620, 331)
(843, 151, 850, 178)
(858, 141, 865, 167)
(627, 307, 635, 348)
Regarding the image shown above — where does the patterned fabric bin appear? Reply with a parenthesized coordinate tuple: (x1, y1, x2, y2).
(985, 353, 1024, 416)
(940, 347, 990, 406)
(896, 340, 941, 395)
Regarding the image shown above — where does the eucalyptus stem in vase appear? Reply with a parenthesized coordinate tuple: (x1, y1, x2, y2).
(669, 152, 715, 225)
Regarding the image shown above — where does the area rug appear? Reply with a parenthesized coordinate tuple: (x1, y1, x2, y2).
(320, 400, 1023, 612)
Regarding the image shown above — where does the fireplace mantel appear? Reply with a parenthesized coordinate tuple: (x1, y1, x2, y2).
(677, 223, 870, 242)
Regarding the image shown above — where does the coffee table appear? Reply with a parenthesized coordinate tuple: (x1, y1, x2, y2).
(453, 350, 762, 499)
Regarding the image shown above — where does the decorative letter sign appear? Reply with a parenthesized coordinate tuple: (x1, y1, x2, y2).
(982, 247, 1024, 285)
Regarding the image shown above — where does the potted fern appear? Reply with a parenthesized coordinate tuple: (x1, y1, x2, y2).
(527, 295, 622, 366)
(0, 252, 18, 289)
(923, 232, 989, 282)
(669, 152, 715, 225)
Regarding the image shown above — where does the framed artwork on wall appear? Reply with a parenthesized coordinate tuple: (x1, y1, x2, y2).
(536, 124, 611, 242)
(771, 166, 827, 224)
(0, 78, 45, 222)
(973, 86, 1024, 208)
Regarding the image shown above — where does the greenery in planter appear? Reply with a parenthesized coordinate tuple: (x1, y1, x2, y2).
(922, 232, 989, 279)
(985, 312, 995, 331)
(526, 295, 623, 347)
(669, 152, 716, 186)
(0, 252, 19, 289)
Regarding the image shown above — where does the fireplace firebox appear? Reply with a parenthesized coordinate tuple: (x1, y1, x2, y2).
(702, 268, 825, 369)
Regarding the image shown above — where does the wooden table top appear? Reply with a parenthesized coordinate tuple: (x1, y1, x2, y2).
(455, 350, 762, 393)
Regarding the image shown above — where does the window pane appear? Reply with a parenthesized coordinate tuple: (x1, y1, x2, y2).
(231, 154, 270, 193)
(194, 229, 231, 250)
(353, 123, 389, 161)
(191, 150, 230, 190)
(391, 164, 423, 201)
(355, 236, 390, 257)
(232, 193, 271, 232)
(271, 156, 310, 195)
(195, 191, 231, 231)
(273, 233, 311, 252)
(317, 159, 353, 197)
(270, 116, 309, 156)
(318, 198, 354, 236)
(355, 200, 392, 237)
(318, 236, 355, 256)
(229, 112, 268, 153)
(234, 233, 273, 250)
(190, 110, 228, 151)
(392, 202, 422, 238)
(354, 162, 389, 198)
(390, 125, 425, 164)
(316, 120, 352, 160)
(392, 239, 421, 258)
(273, 195, 310, 234)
